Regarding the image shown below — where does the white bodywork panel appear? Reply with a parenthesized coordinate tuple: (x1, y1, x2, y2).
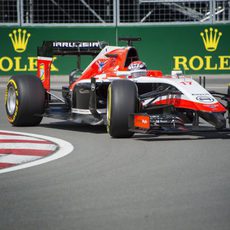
(77, 74, 218, 106)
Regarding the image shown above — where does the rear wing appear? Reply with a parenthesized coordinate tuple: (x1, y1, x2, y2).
(37, 41, 108, 57)
(37, 41, 108, 91)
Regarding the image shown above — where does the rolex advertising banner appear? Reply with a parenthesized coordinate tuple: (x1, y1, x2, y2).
(119, 24, 230, 75)
(0, 24, 229, 76)
(0, 27, 116, 76)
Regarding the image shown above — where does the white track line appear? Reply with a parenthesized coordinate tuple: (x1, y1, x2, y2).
(0, 154, 40, 164)
(0, 135, 46, 141)
(0, 143, 57, 150)
(0, 130, 74, 174)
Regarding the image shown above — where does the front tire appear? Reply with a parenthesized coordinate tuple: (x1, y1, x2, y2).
(198, 111, 226, 130)
(5, 75, 45, 126)
(107, 80, 138, 138)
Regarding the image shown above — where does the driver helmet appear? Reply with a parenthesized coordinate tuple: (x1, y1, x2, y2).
(128, 61, 147, 71)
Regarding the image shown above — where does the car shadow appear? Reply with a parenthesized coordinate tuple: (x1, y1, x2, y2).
(133, 129, 230, 141)
(40, 121, 107, 134)
(40, 121, 230, 141)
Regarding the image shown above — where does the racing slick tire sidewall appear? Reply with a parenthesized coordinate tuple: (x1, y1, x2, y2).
(107, 80, 138, 138)
(5, 75, 45, 126)
(198, 111, 226, 130)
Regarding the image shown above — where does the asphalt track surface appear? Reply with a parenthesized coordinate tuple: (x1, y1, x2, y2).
(0, 76, 230, 230)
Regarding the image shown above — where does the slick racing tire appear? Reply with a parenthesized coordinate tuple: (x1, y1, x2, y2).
(107, 80, 138, 138)
(5, 75, 45, 126)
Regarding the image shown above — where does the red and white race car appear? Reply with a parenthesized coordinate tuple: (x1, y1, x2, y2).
(5, 38, 230, 138)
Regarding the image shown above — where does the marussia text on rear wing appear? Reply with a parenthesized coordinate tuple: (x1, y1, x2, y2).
(37, 41, 108, 56)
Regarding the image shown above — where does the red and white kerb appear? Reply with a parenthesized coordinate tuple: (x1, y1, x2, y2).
(0, 131, 58, 169)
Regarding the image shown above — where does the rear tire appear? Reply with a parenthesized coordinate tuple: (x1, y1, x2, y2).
(5, 75, 45, 126)
(107, 80, 138, 138)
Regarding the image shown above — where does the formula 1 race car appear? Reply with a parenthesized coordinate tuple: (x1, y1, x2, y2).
(5, 38, 230, 138)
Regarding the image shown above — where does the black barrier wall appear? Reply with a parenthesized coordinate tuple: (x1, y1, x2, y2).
(0, 24, 229, 76)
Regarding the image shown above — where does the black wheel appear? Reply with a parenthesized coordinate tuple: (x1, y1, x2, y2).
(107, 80, 138, 138)
(5, 75, 45, 126)
(198, 111, 226, 130)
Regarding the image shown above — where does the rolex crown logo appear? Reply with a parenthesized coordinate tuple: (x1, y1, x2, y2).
(200, 27, 222, 52)
(9, 29, 31, 53)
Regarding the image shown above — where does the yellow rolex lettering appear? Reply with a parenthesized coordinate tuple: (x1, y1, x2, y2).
(204, 56, 218, 70)
(189, 56, 203, 71)
(14, 57, 27, 71)
(0, 56, 59, 73)
(219, 56, 230, 70)
(28, 57, 37, 71)
(173, 56, 189, 71)
(0, 57, 13, 72)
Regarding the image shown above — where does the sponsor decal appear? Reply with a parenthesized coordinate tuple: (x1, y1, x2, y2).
(37, 56, 53, 90)
(173, 27, 230, 72)
(39, 63, 45, 81)
(196, 96, 215, 103)
(206, 104, 217, 108)
(53, 41, 101, 48)
(180, 81, 192, 85)
(134, 115, 150, 129)
(96, 60, 108, 71)
(0, 28, 58, 73)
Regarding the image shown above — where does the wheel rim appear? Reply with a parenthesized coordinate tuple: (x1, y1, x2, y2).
(7, 86, 17, 115)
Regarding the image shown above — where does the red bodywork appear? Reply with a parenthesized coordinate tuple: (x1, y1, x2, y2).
(37, 45, 226, 113)
(69, 47, 162, 90)
(37, 46, 162, 91)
